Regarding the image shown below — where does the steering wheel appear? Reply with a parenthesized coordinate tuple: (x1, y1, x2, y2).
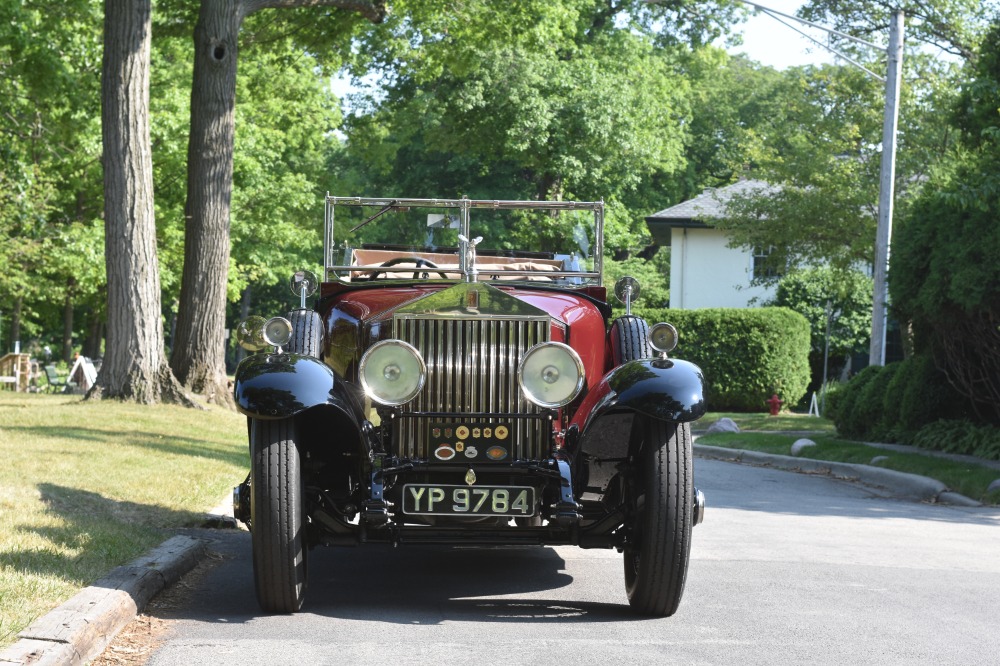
(364, 256, 450, 281)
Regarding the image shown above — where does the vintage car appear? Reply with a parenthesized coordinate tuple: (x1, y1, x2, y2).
(232, 196, 706, 617)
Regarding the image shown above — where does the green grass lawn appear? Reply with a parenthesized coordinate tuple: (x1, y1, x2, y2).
(697, 411, 837, 434)
(0, 392, 247, 649)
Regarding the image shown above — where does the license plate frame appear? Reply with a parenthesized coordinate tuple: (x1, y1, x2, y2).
(402, 484, 536, 517)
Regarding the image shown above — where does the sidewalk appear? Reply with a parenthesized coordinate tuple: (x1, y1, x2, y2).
(693, 429, 999, 507)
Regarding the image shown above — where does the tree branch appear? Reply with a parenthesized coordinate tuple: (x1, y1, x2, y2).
(241, 0, 388, 23)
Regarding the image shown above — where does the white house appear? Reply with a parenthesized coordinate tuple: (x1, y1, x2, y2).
(644, 179, 779, 309)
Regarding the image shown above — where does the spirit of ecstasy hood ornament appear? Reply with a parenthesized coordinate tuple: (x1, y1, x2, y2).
(458, 234, 484, 283)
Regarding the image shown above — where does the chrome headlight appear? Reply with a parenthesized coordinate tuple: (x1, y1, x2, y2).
(262, 317, 293, 347)
(236, 316, 267, 351)
(517, 342, 585, 409)
(359, 340, 426, 406)
(648, 322, 678, 354)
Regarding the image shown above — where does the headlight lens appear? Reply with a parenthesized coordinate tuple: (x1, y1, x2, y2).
(359, 340, 426, 406)
(236, 316, 267, 351)
(648, 322, 678, 354)
(262, 317, 293, 347)
(518, 342, 585, 408)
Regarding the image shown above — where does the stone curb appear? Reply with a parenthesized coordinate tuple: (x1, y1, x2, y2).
(0, 535, 208, 666)
(694, 443, 983, 507)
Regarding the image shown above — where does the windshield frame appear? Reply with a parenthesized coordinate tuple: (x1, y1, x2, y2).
(323, 196, 605, 286)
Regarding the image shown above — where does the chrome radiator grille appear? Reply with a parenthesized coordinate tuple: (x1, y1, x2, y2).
(393, 316, 550, 460)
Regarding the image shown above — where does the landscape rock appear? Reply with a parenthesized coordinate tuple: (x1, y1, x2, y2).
(706, 417, 740, 434)
(790, 438, 817, 456)
(987, 479, 1000, 494)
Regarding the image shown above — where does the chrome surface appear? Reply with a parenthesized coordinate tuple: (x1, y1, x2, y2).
(324, 196, 604, 284)
(393, 314, 551, 460)
(614, 276, 641, 316)
(693, 487, 706, 526)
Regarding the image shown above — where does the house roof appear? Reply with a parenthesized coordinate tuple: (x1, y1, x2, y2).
(644, 179, 775, 244)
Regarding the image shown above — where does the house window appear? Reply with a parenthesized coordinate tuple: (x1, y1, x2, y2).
(753, 245, 783, 280)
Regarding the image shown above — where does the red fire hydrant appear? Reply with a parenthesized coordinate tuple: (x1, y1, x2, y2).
(766, 394, 783, 416)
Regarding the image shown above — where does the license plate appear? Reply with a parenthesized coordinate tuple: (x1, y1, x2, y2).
(402, 484, 535, 517)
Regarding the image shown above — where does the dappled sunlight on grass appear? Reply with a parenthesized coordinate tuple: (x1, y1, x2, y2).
(0, 392, 247, 648)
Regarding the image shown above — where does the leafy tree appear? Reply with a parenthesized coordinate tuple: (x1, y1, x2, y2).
(890, 19, 1000, 424)
(0, 0, 106, 360)
(340, 0, 746, 260)
(800, 0, 997, 62)
(767, 267, 872, 386)
(712, 46, 965, 278)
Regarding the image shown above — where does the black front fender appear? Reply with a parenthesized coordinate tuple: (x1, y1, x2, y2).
(569, 357, 705, 460)
(234, 353, 363, 422)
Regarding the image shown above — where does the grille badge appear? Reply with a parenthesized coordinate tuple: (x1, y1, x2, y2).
(465, 468, 477, 486)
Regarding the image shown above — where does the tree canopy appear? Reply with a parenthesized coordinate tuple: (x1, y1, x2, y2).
(890, 19, 1000, 423)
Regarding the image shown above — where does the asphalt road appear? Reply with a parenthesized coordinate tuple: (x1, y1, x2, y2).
(144, 459, 1000, 665)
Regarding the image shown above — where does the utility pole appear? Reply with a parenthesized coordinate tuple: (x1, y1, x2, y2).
(869, 9, 905, 366)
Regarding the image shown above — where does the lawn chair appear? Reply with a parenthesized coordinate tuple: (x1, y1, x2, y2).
(43, 365, 76, 393)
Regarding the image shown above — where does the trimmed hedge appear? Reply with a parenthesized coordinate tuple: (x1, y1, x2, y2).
(633, 307, 811, 412)
(830, 355, 981, 450)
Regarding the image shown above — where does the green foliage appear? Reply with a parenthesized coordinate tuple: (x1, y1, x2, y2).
(828, 365, 882, 438)
(801, 0, 996, 62)
(0, 0, 105, 355)
(713, 49, 965, 280)
(634, 306, 811, 411)
(880, 356, 918, 441)
(832, 356, 968, 442)
(340, 0, 727, 255)
(767, 267, 872, 383)
(890, 22, 1000, 424)
(912, 420, 1000, 461)
(605, 250, 670, 313)
(843, 363, 899, 440)
(896, 354, 967, 437)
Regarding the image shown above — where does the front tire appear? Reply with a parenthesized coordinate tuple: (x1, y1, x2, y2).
(623, 417, 693, 616)
(251, 418, 307, 613)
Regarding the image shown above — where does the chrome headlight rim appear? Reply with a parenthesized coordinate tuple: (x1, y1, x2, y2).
(517, 341, 586, 409)
(262, 316, 293, 348)
(236, 316, 267, 352)
(358, 339, 427, 407)
(648, 322, 679, 355)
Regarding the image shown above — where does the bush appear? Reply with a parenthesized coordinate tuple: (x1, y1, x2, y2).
(880, 357, 919, 442)
(854, 363, 900, 441)
(912, 420, 1000, 461)
(896, 354, 966, 441)
(822, 381, 847, 422)
(832, 365, 884, 439)
(634, 306, 811, 412)
(830, 354, 969, 442)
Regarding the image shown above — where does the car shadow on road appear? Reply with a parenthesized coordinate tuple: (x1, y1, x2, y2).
(162, 530, 646, 626)
(305, 544, 640, 624)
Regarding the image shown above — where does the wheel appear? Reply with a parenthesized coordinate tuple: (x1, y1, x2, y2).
(610, 315, 651, 364)
(251, 418, 307, 613)
(365, 256, 450, 280)
(287, 309, 322, 357)
(623, 417, 693, 616)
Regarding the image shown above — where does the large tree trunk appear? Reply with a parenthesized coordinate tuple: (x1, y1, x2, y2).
(171, 0, 386, 409)
(170, 0, 241, 408)
(92, 0, 196, 407)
